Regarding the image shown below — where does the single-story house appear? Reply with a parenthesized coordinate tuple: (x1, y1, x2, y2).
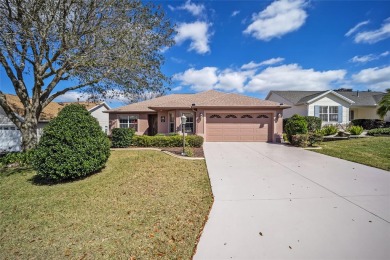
(0, 94, 110, 152)
(266, 90, 390, 124)
(105, 90, 290, 142)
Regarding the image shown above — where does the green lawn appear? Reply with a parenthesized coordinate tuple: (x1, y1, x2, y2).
(313, 137, 390, 171)
(0, 150, 213, 259)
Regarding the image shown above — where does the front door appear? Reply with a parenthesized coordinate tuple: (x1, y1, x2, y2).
(148, 114, 158, 136)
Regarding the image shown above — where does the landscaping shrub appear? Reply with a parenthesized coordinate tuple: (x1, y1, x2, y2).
(351, 119, 387, 130)
(33, 104, 110, 181)
(111, 128, 135, 148)
(186, 135, 204, 148)
(347, 125, 364, 135)
(132, 135, 203, 148)
(321, 125, 338, 136)
(1, 150, 35, 167)
(304, 116, 322, 132)
(184, 147, 194, 157)
(285, 114, 308, 142)
(367, 127, 390, 136)
(290, 134, 308, 147)
(307, 132, 323, 147)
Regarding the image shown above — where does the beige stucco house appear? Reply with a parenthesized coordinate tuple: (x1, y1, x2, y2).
(266, 90, 390, 124)
(106, 90, 290, 142)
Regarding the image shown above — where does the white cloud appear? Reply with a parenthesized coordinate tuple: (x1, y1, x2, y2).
(173, 67, 218, 91)
(246, 64, 346, 92)
(345, 20, 370, 37)
(175, 22, 211, 54)
(231, 10, 240, 17)
(350, 51, 389, 63)
(244, 0, 308, 41)
(171, 0, 205, 16)
(54, 91, 89, 102)
(354, 17, 390, 44)
(241, 57, 285, 70)
(171, 86, 183, 92)
(173, 62, 345, 94)
(352, 65, 390, 91)
(215, 69, 255, 93)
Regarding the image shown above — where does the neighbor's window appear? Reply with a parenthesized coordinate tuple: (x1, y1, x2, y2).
(182, 113, 194, 133)
(119, 115, 138, 131)
(169, 112, 175, 133)
(319, 106, 338, 122)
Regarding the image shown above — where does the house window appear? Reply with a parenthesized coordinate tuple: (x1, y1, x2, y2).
(257, 114, 269, 118)
(119, 115, 138, 131)
(241, 115, 253, 118)
(319, 106, 338, 122)
(169, 112, 175, 133)
(210, 114, 221, 118)
(182, 113, 194, 133)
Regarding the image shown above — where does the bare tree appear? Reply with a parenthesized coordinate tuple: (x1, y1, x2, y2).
(122, 91, 165, 104)
(0, 0, 174, 150)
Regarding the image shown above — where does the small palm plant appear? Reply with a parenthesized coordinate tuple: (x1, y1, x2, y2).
(377, 89, 390, 119)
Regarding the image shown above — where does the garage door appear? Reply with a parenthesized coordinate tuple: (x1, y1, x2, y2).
(206, 113, 272, 142)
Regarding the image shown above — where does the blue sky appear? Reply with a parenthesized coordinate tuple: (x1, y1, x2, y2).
(1, 0, 390, 108)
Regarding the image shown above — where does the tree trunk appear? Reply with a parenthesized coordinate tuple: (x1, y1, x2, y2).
(20, 116, 38, 151)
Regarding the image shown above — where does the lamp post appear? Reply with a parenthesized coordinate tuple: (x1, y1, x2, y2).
(181, 115, 187, 156)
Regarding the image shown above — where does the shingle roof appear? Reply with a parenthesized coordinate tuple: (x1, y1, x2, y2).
(269, 90, 385, 106)
(3, 94, 104, 121)
(107, 90, 285, 113)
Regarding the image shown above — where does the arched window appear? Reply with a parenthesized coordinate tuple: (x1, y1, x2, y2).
(225, 114, 237, 118)
(241, 114, 253, 118)
(257, 114, 269, 118)
(210, 114, 221, 118)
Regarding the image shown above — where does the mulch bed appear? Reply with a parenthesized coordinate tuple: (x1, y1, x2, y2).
(161, 147, 204, 158)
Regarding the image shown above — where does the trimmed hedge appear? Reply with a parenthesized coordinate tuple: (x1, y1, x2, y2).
(304, 116, 322, 132)
(111, 128, 135, 148)
(367, 127, 390, 136)
(33, 104, 110, 181)
(283, 116, 321, 133)
(132, 135, 204, 148)
(285, 114, 308, 142)
(351, 119, 389, 130)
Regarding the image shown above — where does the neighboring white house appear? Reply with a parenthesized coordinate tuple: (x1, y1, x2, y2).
(0, 94, 110, 153)
(266, 90, 390, 124)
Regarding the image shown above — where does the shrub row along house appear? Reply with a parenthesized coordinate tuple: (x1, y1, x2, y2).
(266, 89, 390, 124)
(0, 94, 110, 152)
(105, 90, 289, 142)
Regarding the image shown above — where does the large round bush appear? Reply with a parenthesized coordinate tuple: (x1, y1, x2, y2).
(33, 104, 110, 180)
(285, 114, 308, 142)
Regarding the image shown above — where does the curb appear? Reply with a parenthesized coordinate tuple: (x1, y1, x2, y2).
(111, 148, 205, 160)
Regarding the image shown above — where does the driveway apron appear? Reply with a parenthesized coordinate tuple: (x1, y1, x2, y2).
(194, 142, 390, 260)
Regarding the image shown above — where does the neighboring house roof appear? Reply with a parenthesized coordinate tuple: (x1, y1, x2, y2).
(107, 90, 288, 113)
(3, 94, 108, 121)
(267, 90, 384, 107)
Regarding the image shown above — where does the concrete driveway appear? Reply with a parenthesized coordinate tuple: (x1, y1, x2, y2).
(194, 142, 390, 260)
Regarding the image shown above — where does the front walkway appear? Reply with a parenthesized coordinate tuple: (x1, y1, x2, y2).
(194, 142, 390, 259)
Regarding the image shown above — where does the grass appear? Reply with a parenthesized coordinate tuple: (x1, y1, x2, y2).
(0, 150, 213, 259)
(313, 137, 390, 171)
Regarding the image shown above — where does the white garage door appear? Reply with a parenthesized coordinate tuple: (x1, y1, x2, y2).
(206, 113, 272, 142)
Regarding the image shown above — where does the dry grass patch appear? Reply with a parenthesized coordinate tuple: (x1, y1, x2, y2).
(0, 150, 213, 259)
(313, 137, 390, 171)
